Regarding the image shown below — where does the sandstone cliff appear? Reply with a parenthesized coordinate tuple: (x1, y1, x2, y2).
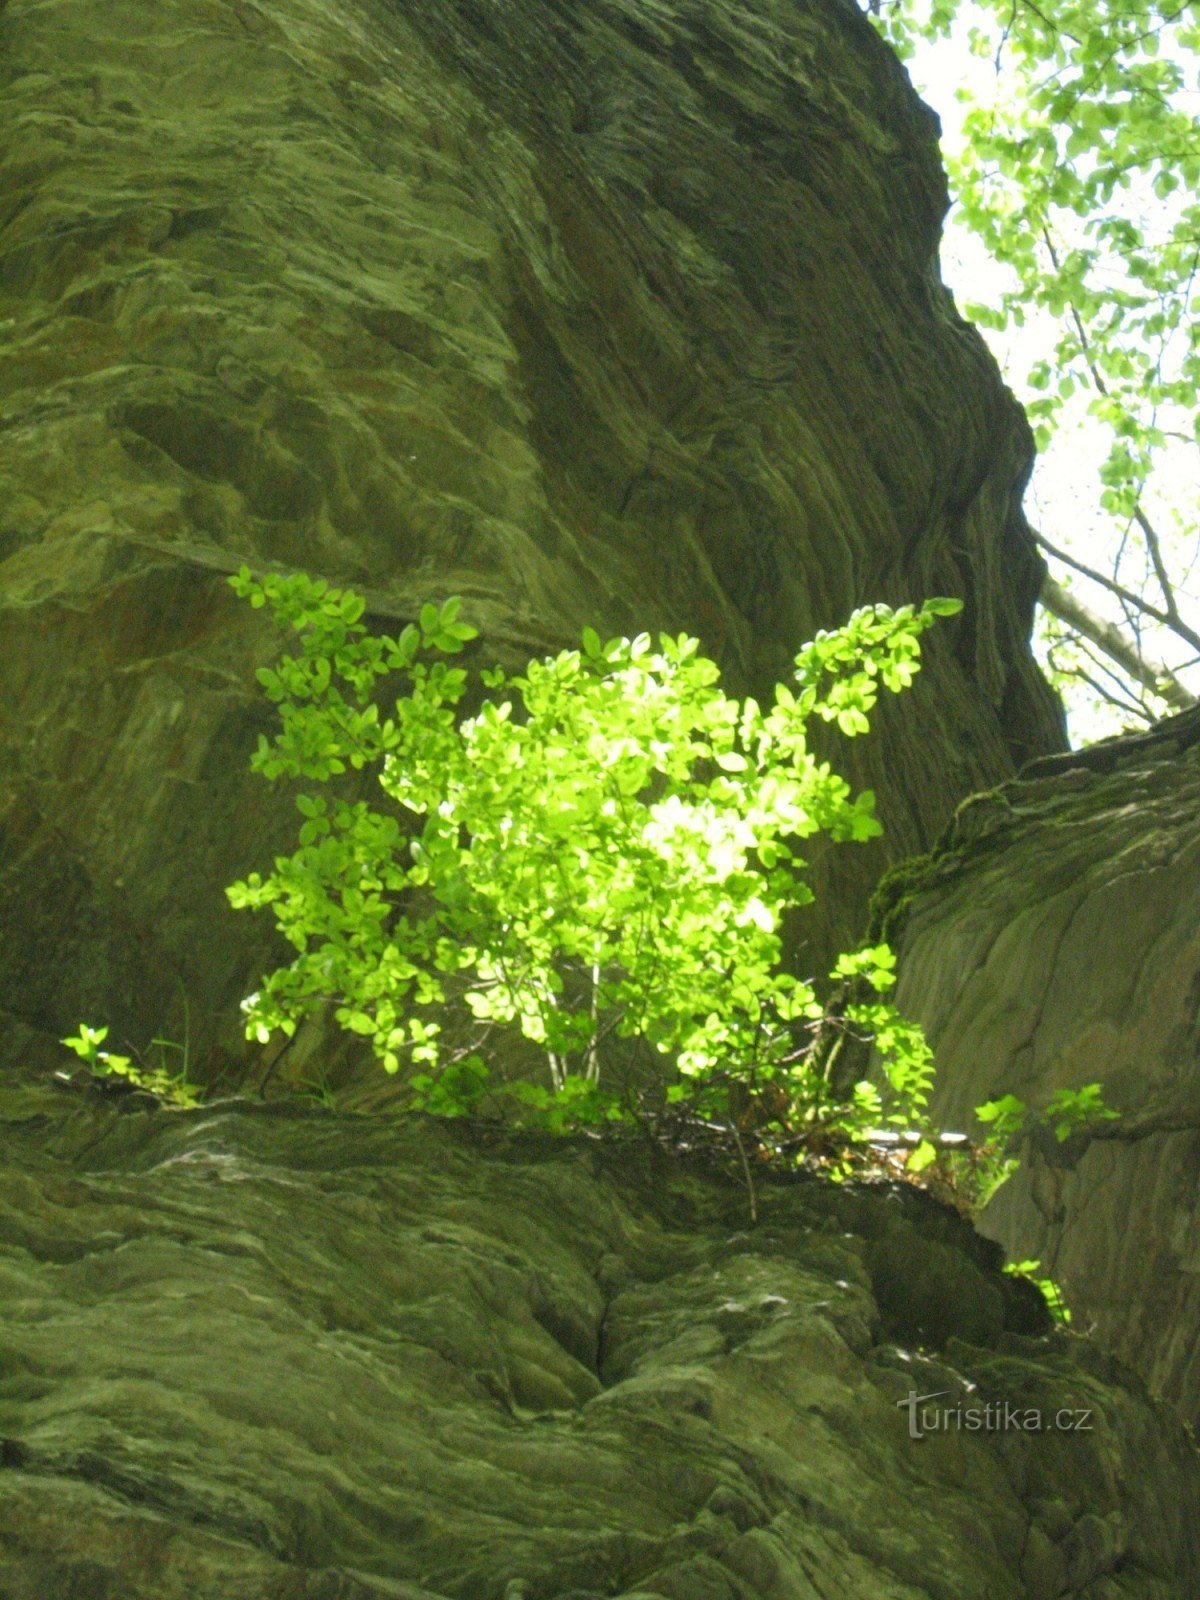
(885, 706, 1200, 1434)
(6, 0, 1170, 1593)
(0, 0, 1063, 1076)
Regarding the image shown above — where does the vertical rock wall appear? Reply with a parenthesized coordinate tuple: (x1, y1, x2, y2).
(0, 0, 1063, 1069)
(883, 711, 1200, 1425)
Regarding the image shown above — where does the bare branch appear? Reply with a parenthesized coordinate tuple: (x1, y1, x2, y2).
(1052, 635, 1157, 721)
(1132, 500, 1187, 627)
(1039, 572, 1197, 712)
(1067, 662, 1150, 722)
(1035, 531, 1200, 657)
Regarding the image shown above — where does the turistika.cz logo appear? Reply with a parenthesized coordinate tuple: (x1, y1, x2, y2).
(897, 1389, 1094, 1441)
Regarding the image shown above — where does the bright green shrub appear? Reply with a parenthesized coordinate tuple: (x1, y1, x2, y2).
(226, 568, 960, 1146)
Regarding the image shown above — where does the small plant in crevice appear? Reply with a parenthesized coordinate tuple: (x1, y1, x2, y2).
(1006, 1259, 1073, 1326)
(900, 1082, 1120, 1222)
(60, 1023, 202, 1109)
(294, 1058, 342, 1110)
(57, 564, 1123, 1251)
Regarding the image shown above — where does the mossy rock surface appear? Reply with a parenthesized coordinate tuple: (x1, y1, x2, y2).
(0, 1063, 1197, 1597)
(887, 708, 1200, 1429)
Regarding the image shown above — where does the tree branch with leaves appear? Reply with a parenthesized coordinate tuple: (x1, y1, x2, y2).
(877, 0, 1200, 734)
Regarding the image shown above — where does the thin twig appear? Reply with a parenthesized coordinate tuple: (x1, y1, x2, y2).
(1040, 571, 1196, 709)
(728, 1119, 759, 1225)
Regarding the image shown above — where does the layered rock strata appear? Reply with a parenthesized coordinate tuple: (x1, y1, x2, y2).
(0, 1060, 1195, 1598)
(883, 706, 1200, 1427)
(0, 0, 1063, 1071)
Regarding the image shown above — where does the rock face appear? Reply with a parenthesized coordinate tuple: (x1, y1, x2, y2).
(2, 1060, 1198, 1599)
(0, 0, 1063, 1074)
(882, 707, 1200, 1428)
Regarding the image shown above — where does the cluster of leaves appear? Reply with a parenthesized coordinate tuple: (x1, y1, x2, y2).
(225, 568, 961, 1159)
(877, 0, 1200, 729)
(55, 570, 1125, 1355)
(920, 1080, 1119, 1212)
(60, 569, 1124, 1275)
(60, 1023, 201, 1109)
(892, 0, 1200, 471)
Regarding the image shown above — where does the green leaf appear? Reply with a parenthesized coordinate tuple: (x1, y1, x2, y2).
(906, 1139, 937, 1174)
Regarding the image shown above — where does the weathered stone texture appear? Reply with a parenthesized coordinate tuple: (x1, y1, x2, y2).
(0, 0, 1062, 1070)
(885, 708, 1200, 1427)
(1, 1061, 1196, 1597)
